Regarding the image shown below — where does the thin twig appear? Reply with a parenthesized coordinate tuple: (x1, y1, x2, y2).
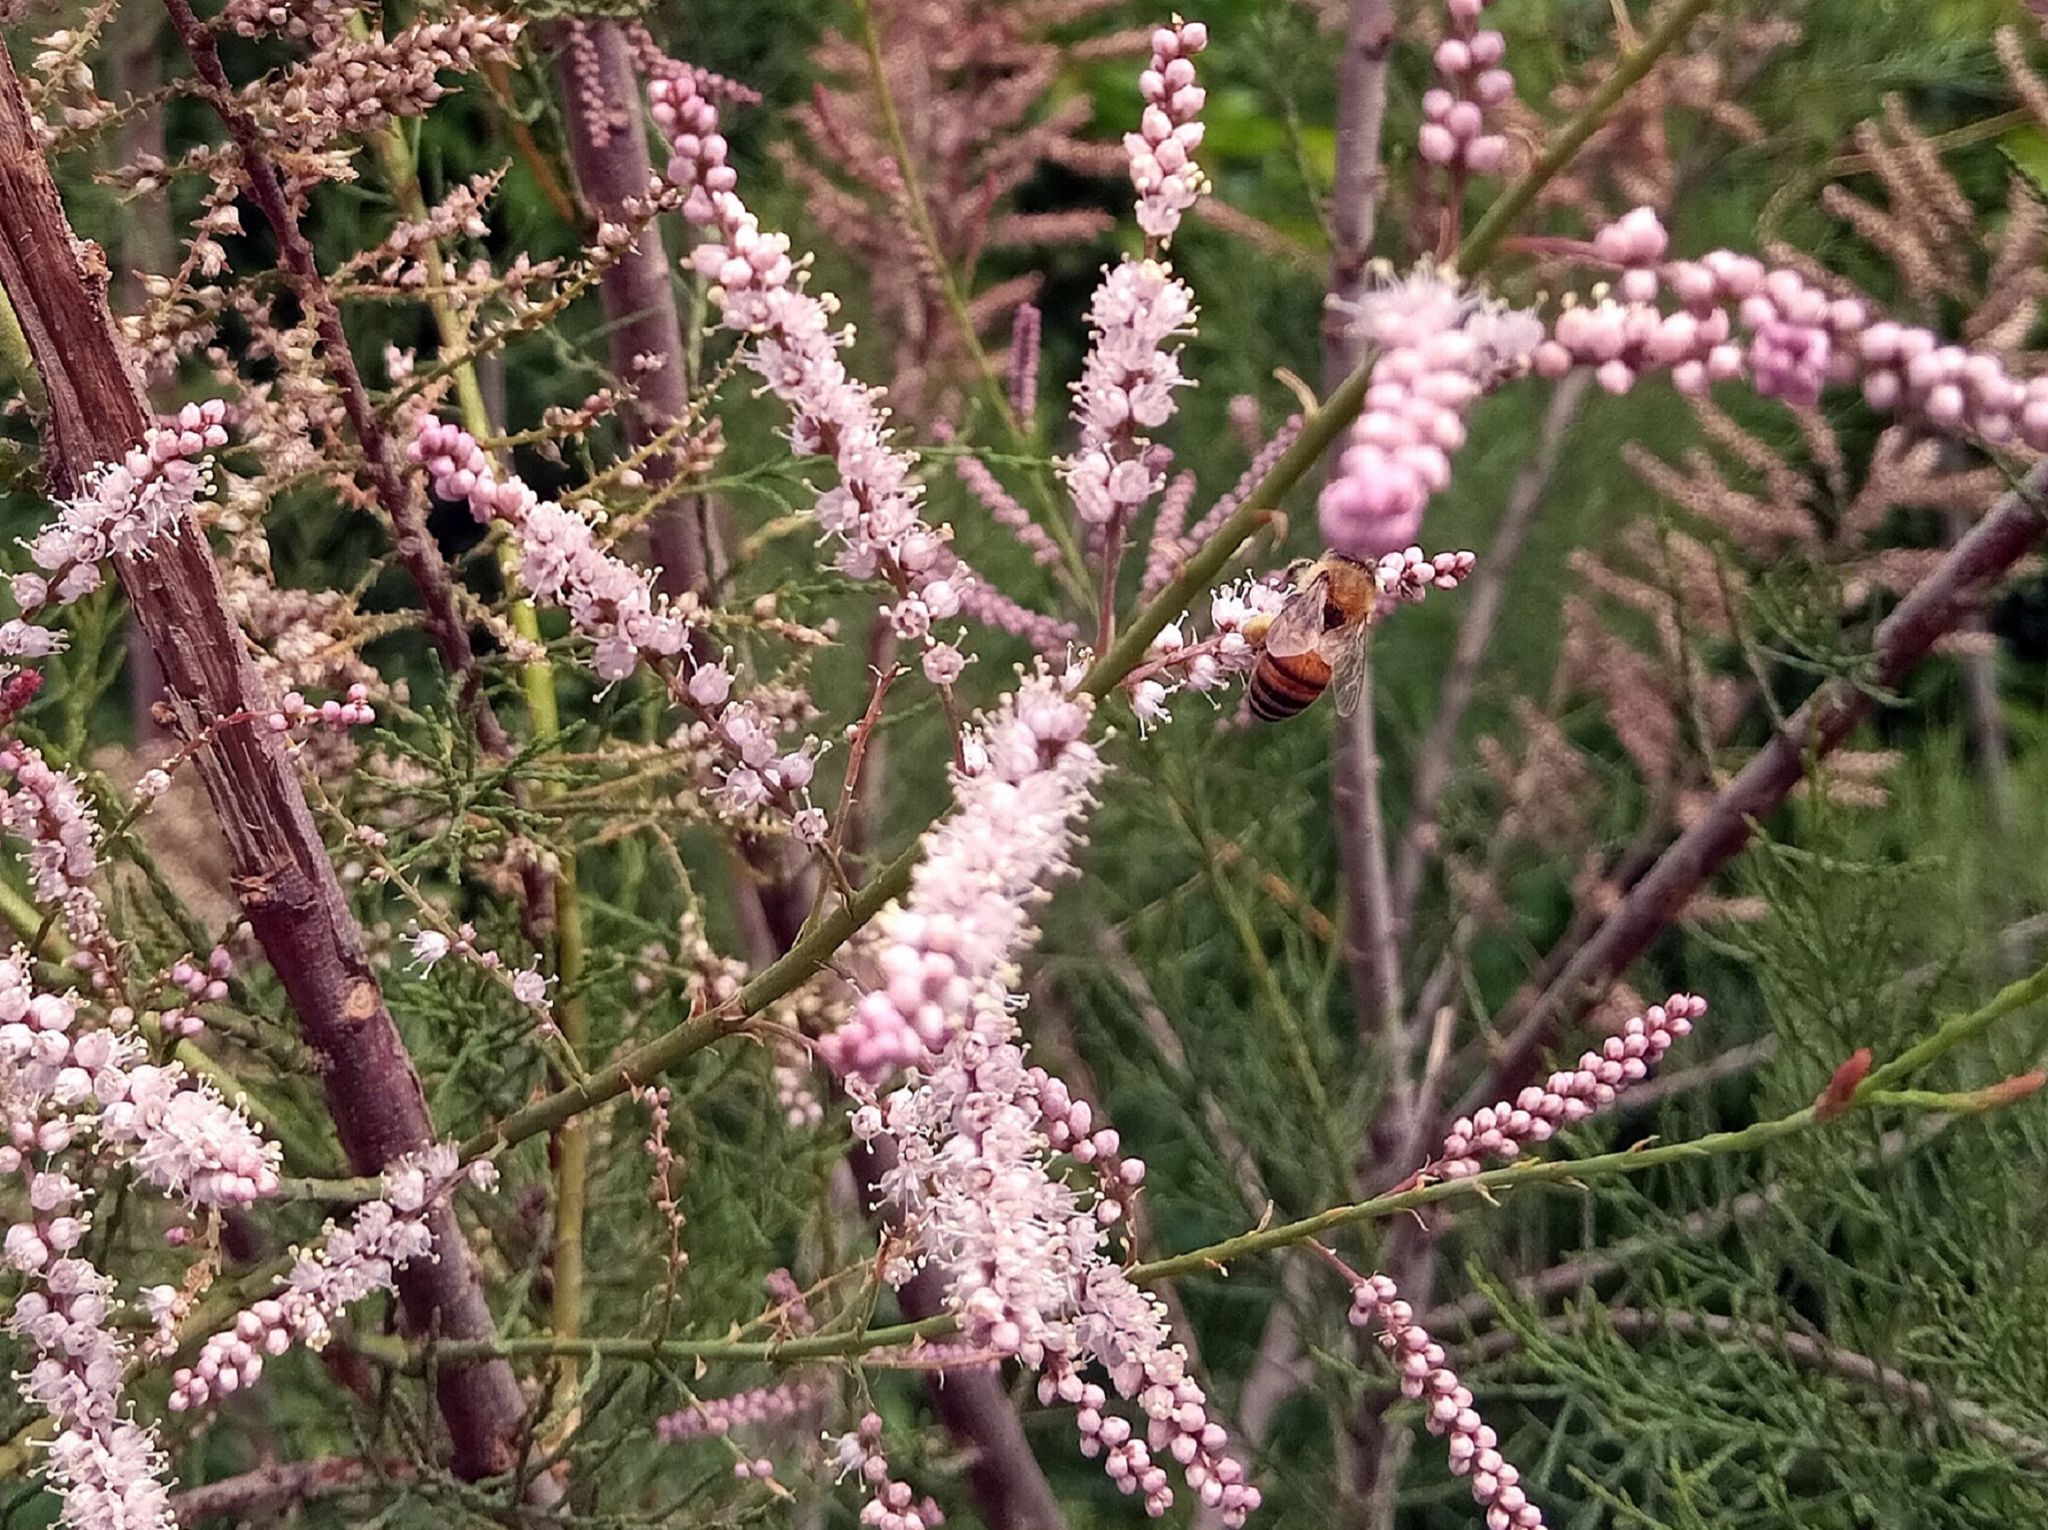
(1454, 458, 2048, 1125)
(170, 1458, 404, 1523)
(160, 0, 507, 748)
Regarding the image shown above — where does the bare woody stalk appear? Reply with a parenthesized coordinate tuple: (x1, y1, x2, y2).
(1325, 0, 1404, 1050)
(169, 1458, 402, 1522)
(1314, 6, 1417, 1524)
(113, 0, 172, 743)
(546, 18, 714, 596)
(1456, 457, 2048, 1123)
(0, 50, 527, 1480)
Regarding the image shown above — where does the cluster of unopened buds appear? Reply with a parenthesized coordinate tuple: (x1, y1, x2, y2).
(1420, 0, 1512, 174)
(1379, 546, 1479, 604)
(1349, 1274, 1544, 1530)
(157, 946, 234, 1039)
(1034, 1069, 1147, 1224)
(1536, 212, 1848, 402)
(655, 1377, 822, 1442)
(1528, 207, 2048, 442)
(1126, 20, 1209, 241)
(1040, 1348, 1259, 1525)
(1857, 320, 2048, 445)
(1432, 993, 1705, 1179)
(268, 682, 376, 733)
(832, 1412, 945, 1530)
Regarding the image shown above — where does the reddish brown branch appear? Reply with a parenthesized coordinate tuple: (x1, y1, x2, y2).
(1325, 0, 1403, 1054)
(1317, 6, 1414, 1526)
(1456, 459, 2048, 1124)
(548, 18, 714, 597)
(0, 51, 526, 1480)
(170, 1458, 406, 1522)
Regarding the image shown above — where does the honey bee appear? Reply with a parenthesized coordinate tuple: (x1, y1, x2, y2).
(1246, 554, 1378, 722)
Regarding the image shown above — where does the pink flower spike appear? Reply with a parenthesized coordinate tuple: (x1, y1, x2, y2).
(1428, 993, 1706, 1181)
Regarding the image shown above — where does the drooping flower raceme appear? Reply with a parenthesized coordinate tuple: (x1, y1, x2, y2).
(170, 1145, 486, 1412)
(649, 68, 968, 676)
(1349, 1272, 1544, 1530)
(0, 741, 110, 962)
(857, 993, 1257, 1523)
(1318, 268, 1543, 557)
(411, 418, 696, 681)
(2, 948, 281, 1530)
(832, 673, 1257, 1522)
(830, 1412, 946, 1530)
(1535, 206, 2048, 444)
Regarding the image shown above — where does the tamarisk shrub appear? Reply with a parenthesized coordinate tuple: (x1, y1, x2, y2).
(1, 2, 2047, 1528)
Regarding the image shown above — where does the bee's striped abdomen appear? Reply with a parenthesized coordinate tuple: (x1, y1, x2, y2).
(1248, 652, 1331, 722)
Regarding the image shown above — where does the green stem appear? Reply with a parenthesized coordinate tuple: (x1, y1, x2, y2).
(1453, 0, 1716, 274)
(1862, 959, 2048, 1094)
(347, 1107, 1829, 1370)
(380, 959, 2048, 1374)
(365, 102, 595, 1393)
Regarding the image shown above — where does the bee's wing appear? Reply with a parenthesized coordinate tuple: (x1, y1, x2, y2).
(1328, 626, 1374, 717)
(1261, 572, 1330, 658)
